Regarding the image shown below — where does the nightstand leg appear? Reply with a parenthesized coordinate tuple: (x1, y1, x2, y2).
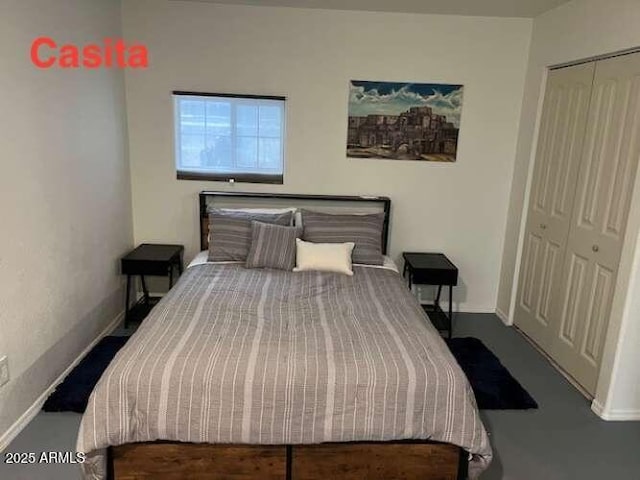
(435, 285, 442, 307)
(448, 284, 453, 338)
(169, 265, 173, 288)
(403, 263, 413, 290)
(140, 275, 149, 305)
(124, 275, 131, 329)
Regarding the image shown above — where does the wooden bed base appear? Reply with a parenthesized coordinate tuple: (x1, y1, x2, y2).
(109, 441, 467, 480)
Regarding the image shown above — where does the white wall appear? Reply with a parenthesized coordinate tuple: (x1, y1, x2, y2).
(497, 0, 640, 419)
(122, 0, 532, 312)
(0, 0, 133, 443)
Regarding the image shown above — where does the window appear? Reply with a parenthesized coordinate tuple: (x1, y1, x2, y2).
(173, 91, 285, 184)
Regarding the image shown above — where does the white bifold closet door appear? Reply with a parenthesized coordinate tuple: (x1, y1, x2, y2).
(550, 53, 640, 393)
(515, 63, 594, 356)
(516, 52, 640, 395)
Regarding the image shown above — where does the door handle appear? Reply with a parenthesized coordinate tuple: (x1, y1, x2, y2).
(592, 245, 600, 252)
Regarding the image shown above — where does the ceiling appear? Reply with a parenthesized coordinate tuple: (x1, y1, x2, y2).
(186, 0, 572, 18)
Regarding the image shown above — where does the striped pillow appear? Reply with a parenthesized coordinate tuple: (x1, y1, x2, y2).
(208, 209, 293, 262)
(300, 210, 384, 265)
(246, 221, 303, 270)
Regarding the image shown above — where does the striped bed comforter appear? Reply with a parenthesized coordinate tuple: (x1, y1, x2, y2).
(78, 263, 492, 478)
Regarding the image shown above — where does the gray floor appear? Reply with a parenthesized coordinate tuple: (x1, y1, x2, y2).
(1, 313, 639, 479)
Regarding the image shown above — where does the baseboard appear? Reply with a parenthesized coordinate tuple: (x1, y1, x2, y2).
(495, 307, 510, 325)
(0, 311, 124, 452)
(591, 400, 640, 421)
(417, 302, 496, 314)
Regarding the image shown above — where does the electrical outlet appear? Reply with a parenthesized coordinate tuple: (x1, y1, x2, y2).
(0, 356, 9, 388)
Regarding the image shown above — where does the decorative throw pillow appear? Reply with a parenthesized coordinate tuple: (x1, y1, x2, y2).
(208, 209, 293, 261)
(246, 221, 303, 271)
(300, 210, 384, 265)
(293, 239, 355, 276)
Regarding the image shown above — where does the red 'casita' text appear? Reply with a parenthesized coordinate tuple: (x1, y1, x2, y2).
(30, 37, 148, 69)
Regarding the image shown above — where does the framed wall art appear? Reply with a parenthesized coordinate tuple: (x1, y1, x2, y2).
(347, 80, 464, 162)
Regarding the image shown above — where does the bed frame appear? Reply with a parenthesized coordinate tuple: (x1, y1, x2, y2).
(198, 190, 392, 253)
(107, 191, 469, 480)
(109, 440, 467, 479)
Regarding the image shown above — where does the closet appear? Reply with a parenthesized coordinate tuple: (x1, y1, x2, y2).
(515, 52, 640, 395)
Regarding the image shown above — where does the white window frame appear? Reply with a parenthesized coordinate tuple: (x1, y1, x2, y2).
(173, 91, 286, 184)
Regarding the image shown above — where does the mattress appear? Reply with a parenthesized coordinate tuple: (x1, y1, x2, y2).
(77, 263, 491, 479)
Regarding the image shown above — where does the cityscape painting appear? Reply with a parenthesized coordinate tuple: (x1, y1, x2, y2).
(347, 80, 464, 162)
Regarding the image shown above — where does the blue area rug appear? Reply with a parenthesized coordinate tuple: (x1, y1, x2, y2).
(445, 337, 538, 410)
(42, 336, 129, 413)
(42, 335, 536, 413)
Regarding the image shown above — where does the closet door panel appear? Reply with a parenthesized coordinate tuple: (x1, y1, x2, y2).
(549, 53, 640, 394)
(518, 232, 542, 315)
(582, 263, 614, 365)
(558, 252, 588, 346)
(515, 62, 595, 346)
(535, 240, 561, 325)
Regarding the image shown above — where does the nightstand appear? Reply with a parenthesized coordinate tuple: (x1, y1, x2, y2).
(402, 252, 458, 338)
(121, 243, 184, 328)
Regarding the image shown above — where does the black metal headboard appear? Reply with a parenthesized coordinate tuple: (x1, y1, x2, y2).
(199, 191, 392, 254)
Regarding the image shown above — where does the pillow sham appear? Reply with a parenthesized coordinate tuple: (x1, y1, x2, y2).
(246, 221, 303, 271)
(215, 207, 296, 217)
(293, 239, 355, 276)
(206, 208, 295, 245)
(208, 209, 293, 261)
(300, 210, 384, 265)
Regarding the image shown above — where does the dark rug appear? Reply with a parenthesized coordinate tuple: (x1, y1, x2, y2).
(43, 336, 129, 413)
(42, 335, 536, 413)
(445, 337, 538, 410)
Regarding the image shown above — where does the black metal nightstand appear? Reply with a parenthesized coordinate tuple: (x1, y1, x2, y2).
(402, 252, 458, 338)
(121, 243, 184, 328)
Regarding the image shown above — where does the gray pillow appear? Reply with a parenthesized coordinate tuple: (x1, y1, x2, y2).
(246, 221, 303, 271)
(300, 210, 384, 265)
(208, 209, 293, 261)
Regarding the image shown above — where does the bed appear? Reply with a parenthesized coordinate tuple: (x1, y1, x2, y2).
(77, 192, 491, 479)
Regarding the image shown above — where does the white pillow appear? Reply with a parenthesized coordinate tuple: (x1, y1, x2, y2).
(293, 239, 355, 276)
(219, 207, 296, 217)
